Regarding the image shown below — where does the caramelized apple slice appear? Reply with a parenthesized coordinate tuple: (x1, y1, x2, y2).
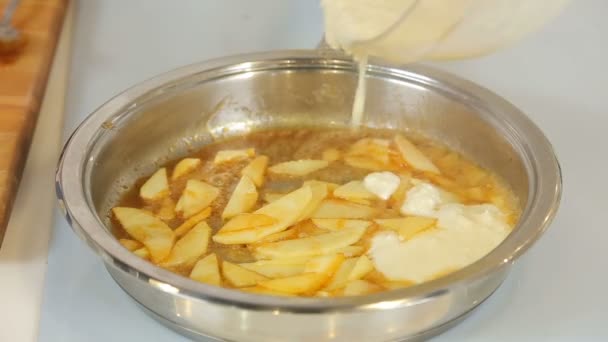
(119, 239, 142, 251)
(254, 226, 367, 259)
(139, 168, 169, 201)
(156, 197, 176, 221)
(258, 254, 343, 294)
(161, 221, 211, 269)
(133, 247, 150, 260)
(324, 258, 357, 290)
(263, 192, 285, 203)
(213, 185, 313, 244)
(214, 148, 255, 164)
(222, 261, 268, 287)
(239, 260, 306, 278)
(175, 180, 220, 218)
(171, 158, 201, 180)
(268, 160, 329, 176)
(312, 199, 378, 219)
(222, 175, 258, 219)
(394, 135, 440, 174)
(333, 180, 375, 205)
(217, 213, 277, 233)
(241, 156, 269, 187)
(312, 218, 371, 232)
(343, 280, 383, 296)
(374, 216, 436, 240)
(322, 148, 341, 162)
(347, 255, 374, 281)
(112, 207, 175, 263)
(190, 253, 220, 286)
(173, 207, 212, 237)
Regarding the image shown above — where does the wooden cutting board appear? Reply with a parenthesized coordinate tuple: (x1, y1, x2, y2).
(0, 0, 68, 246)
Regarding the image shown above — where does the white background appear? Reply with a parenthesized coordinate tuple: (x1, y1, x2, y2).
(37, 0, 607, 341)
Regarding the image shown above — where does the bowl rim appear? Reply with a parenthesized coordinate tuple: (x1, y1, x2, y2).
(56, 49, 562, 313)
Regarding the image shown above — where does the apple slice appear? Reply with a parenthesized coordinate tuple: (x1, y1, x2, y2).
(213, 185, 313, 244)
(156, 197, 176, 221)
(343, 280, 383, 296)
(190, 253, 221, 286)
(347, 255, 374, 281)
(171, 158, 201, 180)
(374, 216, 436, 240)
(173, 207, 211, 237)
(333, 181, 376, 205)
(324, 258, 357, 290)
(322, 148, 341, 162)
(119, 238, 142, 251)
(214, 148, 255, 164)
(258, 254, 343, 294)
(218, 213, 277, 233)
(175, 180, 220, 218)
(160, 221, 211, 269)
(133, 247, 150, 260)
(240, 286, 294, 296)
(256, 228, 298, 244)
(241, 156, 269, 187)
(254, 226, 367, 259)
(268, 160, 329, 177)
(312, 199, 378, 219)
(394, 135, 440, 174)
(302, 180, 340, 193)
(222, 175, 258, 219)
(263, 192, 285, 203)
(239, 260, 306, 278)
(112, 207, 175, 263)
(335, 245, 366, 257)
(312, 218, 371, 232)
(222, 261, 268, 287)
(139, 168, 169, 201)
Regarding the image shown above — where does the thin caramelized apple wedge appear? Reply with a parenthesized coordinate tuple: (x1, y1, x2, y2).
(312, 199, 378, 219)
(222, 261, 268, 287)
(222, 175, 258, 219)
(241, 156, 269, 187)
(156, 197, 176, 221)
(160, 221, 211, 269)
(139, 168, 169, 201)
(347, 255, 374, 281)
(255, 227, 298, 243)
(213, 185, 314, 244)
(254, 226, 367, 259)
(263, 192, 285, 203)
(333, 180, 376, 205)
(311, 218, 371, 232)
(172, 158, 201, 180)
(394, 135, 440, 174)
(214, 148, 255, 164)
(324, 258, 357, 290)
(119, 238, 142, 251)
(112, 207, 175, 263)
(322, 148, 341, 162)
(240, 286, 294, 296)
(239, 259, 306, 278)
(217, 213, 277, 233)
(344, 138, 393, 171)
(133, 247, 150, 260)
(343, 280, 383, 296)
(190, 253, 220, 286)
(268, 159, 330, 177)
(374, 216, 437, 240)
(173, 207, 212, 237)
(258, 254, 343, 294)
(175, 180, 220, 218)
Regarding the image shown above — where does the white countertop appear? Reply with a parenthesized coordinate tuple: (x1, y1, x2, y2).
(32, 0, 608, 341)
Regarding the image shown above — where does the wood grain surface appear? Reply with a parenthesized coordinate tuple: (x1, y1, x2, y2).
(0, 0, 68, 246)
